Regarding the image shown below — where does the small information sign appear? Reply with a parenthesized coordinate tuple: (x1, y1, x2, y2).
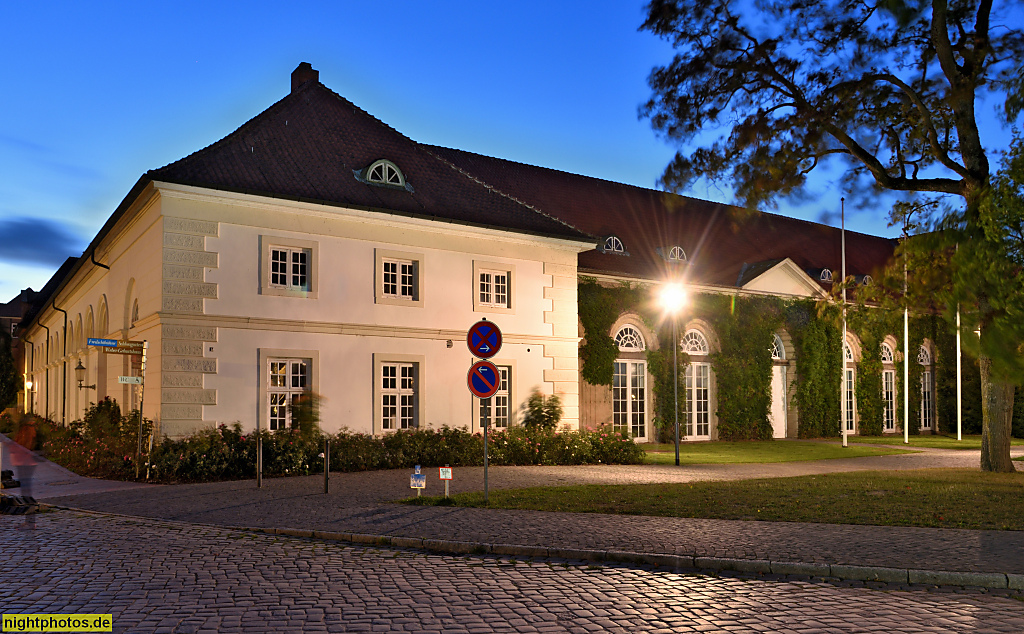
(410, 464, 426, 490)
(118, 376, 143, 385)
(439, 467, 453, 480)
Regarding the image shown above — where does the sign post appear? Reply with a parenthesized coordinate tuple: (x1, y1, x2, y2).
(439, 465, 452, 498)
(466, 320, 502, 505)
(89, 339, 148, 479)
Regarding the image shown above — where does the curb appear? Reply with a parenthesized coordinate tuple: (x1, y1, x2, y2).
(40, 504, 1022, 593)
(242, 523, 1021, 592)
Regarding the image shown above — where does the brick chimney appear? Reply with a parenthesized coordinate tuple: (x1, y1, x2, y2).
(291, 62, 319, 93)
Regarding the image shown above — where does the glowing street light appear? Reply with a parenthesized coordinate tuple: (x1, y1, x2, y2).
(659, 282, 687, 466)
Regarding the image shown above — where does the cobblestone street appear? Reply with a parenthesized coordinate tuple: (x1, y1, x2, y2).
(3, 511, 1022, 633)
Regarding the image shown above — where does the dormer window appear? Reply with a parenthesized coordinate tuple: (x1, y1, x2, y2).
(601, 236, 626, 254)
(355, 159, 413, 191)
(819, 269, 833, 283)
(861, 275, 872, 286)
(667, 245, 686, 262)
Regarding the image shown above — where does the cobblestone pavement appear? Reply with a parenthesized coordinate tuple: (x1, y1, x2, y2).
(2, 511, 1023, 633)
(49, 451, 1024, 575)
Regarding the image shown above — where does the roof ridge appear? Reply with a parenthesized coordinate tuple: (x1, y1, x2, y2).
(419, 144, 594, 241)
(426, 144, 897, 242)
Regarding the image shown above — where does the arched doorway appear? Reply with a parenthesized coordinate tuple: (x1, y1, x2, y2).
(769, 333, 788, 438)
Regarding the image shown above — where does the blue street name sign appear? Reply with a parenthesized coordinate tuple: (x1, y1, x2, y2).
(467, 360, 500, 399)
(467, 320, 502, 359)
(87, 338, 118, 348)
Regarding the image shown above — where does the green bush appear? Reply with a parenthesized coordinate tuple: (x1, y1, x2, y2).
(521, 391, 563, 431)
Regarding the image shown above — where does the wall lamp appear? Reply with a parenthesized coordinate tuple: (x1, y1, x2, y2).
(74, 360, 96, 391)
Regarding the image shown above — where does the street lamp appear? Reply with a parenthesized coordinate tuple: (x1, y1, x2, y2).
(659, 282, 686, 466)
(74, 360, 96, 391)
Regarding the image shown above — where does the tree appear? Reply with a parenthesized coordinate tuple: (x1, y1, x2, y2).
(641, 0, 1023, 470)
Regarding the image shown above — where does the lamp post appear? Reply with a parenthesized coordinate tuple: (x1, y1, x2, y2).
(659, 283, 686, 466)
(74, 360, 96, 391)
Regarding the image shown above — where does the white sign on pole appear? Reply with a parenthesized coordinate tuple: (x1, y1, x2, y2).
(439, 467, 453, 480)
(118, 376, 143, 385)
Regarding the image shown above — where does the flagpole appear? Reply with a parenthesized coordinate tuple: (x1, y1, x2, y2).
(841, 197, 848, 447)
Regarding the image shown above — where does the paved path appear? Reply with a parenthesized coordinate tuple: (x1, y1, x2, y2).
(3, 511, 1023, 633)
(0, 432, 152, 499)
(47, 447, 1024, 576)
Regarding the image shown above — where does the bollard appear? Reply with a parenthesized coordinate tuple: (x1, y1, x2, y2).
(256, 434, 263, 489)
(323, 437, 330, 494)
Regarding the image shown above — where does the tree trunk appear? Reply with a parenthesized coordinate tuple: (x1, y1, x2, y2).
(979, 355, 1016, 472)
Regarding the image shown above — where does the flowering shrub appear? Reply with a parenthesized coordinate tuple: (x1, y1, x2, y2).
(35, 418, 646, 483)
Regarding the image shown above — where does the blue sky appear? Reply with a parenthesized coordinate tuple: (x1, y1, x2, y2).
(0, 1, 1014, 302)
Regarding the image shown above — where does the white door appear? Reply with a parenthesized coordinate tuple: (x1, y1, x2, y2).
(770, 365, 787, 438)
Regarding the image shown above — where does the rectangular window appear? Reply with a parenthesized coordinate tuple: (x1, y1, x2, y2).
(684, 363, 710, 438)
(478, 270, 509, 308)
(882, 369, 896, 432)
(479, 365, 511, 429)
(375, 249, 424, 307)
(260, 236, 318, 298)
(613, 361, 646, 439)
(921, 370, 933, 430)
(844, 368, 856, 432)
(381, 362, 417, 430)
(268, 358, 309, 431)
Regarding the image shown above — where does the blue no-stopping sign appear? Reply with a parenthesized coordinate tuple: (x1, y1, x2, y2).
(467, 320, 502, 359)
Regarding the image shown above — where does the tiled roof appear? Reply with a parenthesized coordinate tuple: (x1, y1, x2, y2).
(427, 146, 899, 288)
(147, 79, 592, 243)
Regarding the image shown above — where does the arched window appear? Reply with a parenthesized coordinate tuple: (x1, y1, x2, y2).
(130, 300, 139, 328)
(917, 345, 932, 365)
(603, 236, 625, 254)
(364, 159, 405, 187)
(843, 340, 856, 434)
(770, 334, 785, 360)
(668, 245, 686, 262)
(614, 325, 646, 351)
(844, 342, 853, 361)
(820, 269, 833, 282)
(682, 329, 709, 354)
(880, 343, 894, 363)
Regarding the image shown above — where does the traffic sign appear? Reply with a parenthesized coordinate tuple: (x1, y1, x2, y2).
(103, 340, 145, 355)
(467, 360, 500, 399)
(410, 464, 426, 490)
(467, 320, 502, 359)
(118, 376, 143, 385)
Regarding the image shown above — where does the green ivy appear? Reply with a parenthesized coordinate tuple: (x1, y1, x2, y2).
(790, 306, 842, 438)
(578, 277, 650, 386)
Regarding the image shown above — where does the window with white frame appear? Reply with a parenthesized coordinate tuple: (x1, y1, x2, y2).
(479, 270, 509, 308)
(919, 344, 934, 430)
(472, 261, 515, 313)
(268, 358, 309, 431)
(820, 269, 833, 282)
(375, 249, 423, 307)
(614, 325, 646, 351)
(602, 236, 625, 254)
(770, 334, 785, 360)
(668, 245, 686, 262)
(260, 236, 318, 298)
(613, 361, 647, 440)
(882, 368, 896, 432)
(383, 258, 417, 300)
(479, 365, 511, 429)
(381, 362, 417, 430)
(880, 343, 894, 363)
(682, 329, 709, 354)
(270, 246, 309, 291)
(685, 363, 710, 438)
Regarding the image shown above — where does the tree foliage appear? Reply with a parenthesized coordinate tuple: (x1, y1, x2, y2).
(0, 330, 16, 409)
(642, 0, 1023, 208)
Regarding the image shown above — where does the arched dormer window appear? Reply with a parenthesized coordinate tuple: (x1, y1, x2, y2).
(880, 343, 894, 363)
(601, 236, 626, 254)
(682, 329, 709, 355)
(917, 345, 932, 365)
(355, 159, 412, 191)
(819, 269, 833, 283)
(861, 275, 872, 286)
(614, 325, 646, 351)
(668, 245, 686, 262)
(770, 334, 785, 360)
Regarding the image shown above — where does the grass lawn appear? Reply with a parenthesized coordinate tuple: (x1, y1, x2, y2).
(837, 434, 1024, 450)
(407, 469, 1024, 530)
(642, 440, 914, 465)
